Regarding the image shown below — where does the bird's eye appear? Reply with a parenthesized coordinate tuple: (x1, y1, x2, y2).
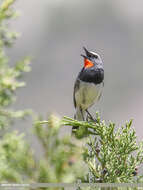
(94, 55, 98, 59)
(89, 54, 97, 58)
(88, 54, 92, 58)
(88, 52, 98, 59)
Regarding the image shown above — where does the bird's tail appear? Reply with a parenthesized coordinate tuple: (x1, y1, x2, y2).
(72, 107, 85, 132)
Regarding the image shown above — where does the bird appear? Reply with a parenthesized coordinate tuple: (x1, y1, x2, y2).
(72, 47, 104, 132)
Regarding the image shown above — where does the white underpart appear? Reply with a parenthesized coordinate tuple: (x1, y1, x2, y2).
(75, 80, 103, 120)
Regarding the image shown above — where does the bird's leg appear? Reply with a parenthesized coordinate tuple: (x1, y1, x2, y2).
(85, 109, 94, 120)
(86, 113, 89, 121)
(85, 110, 91, 121)
(86, 109, 97, 122)
(80, 107, 85, 121)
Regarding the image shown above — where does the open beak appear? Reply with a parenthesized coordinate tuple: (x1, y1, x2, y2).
(81, 54, 88, 59)
(83, 47, 91, 57)
(81, 47, 90, 59)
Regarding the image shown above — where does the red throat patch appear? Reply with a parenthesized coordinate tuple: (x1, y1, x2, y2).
(84, 58, 94, 68)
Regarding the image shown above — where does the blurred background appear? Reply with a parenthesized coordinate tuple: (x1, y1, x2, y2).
(7, 0, 143, 139)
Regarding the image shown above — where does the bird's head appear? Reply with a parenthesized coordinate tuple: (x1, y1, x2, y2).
(81, 47, 103, 69)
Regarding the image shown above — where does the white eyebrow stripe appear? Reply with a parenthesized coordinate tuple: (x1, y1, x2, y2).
(90, 51, 101, 58)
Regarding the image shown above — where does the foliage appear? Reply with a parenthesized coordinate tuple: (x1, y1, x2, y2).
(34, 114, 85, 184)
(0, 0, 31, 130)
(63, 115, 143, 189)
(0, 1, 84, 188)
(0, 131, 35, 182)
(0, 1, 143, 190)
(0, 0, 36, 185)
